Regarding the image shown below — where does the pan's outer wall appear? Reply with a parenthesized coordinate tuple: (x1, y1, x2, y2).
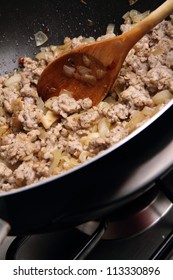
(0, 0, 172, 235)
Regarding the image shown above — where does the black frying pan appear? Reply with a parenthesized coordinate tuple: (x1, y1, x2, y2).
(0, 0, 172, 239)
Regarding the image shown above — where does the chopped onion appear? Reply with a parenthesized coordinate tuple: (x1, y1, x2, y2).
(141, 106, 155, 117)
(49, 149, 62, 175)
(63, 65, 75, 77)
(98, 118, 110, 137)
(41, 110, 58, 129)
(128, 0, 138, 6)
(83, 55, 91, 67)
(0, 125, 9, 137)
(36, 96, 47, 113)
(152, 90, 173, 105)
(96, 69, 106, 80)
(106, 24, 115, 34)
(80, 73, 97, 85)
(35, 51, 52, 60)
(38, 127, 48, 140)
(123, 10, 150, 24)
(126, 111, 145, 132)
(80, 132, 100, 146)
(34, 31, 48, 47)
(61, 155, 79, 168)
(77, 65, 92, 75)
(79, 151, 90, 163)
(4, 73, 21, 88)
(151, 45, 164, 55)
(130, 10, 150, 23)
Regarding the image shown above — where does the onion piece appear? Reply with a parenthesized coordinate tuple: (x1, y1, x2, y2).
(0, 125, 9, 137)
(77, 65, 92, 75)
(123, 10, 150, 24)
(63, 65, 75, 77)
(80, 132, 100, 146)
(61, 155, 79, 168)
(34, 31, 48, 47)
(106, 24, 115, 34)
(128, 0, 138, 6)
(83, 55, 91, 67)
(4, 73, 21, 88)
(41, 110, 58, 129)
(98, 118, 110, 137)
(49, 149, 62, 175)
(152, 90, 173, 105)
(126, 111, 145, 132)
(151, 44, 164, 55)
(35, 51, 53, 60)
(130, 10, 150, 23)
(80, 73, 97, 86)
(36, 96, 47, 113)
(96, 69, 106, 79)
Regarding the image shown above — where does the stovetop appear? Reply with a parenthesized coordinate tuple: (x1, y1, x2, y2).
(1, 168, 173, 260)
(1, 201, 173, 260)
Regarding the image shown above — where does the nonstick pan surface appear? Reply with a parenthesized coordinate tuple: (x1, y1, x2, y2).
(0, 0, 172, 235)
(0, 0, 166, 75)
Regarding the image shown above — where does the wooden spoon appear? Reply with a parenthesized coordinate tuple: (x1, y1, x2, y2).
(37, 0, 173, 105)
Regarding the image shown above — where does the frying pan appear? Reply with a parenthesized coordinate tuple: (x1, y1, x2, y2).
(0, 0, 172, 240)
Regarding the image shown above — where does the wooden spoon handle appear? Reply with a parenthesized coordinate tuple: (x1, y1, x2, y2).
(123, 0, 173, 48)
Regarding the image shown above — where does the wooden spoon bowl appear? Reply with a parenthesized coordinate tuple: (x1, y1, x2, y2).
(37, 0, 173, 105)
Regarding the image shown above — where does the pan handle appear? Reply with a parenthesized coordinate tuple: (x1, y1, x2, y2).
(0, 219, 11, 245)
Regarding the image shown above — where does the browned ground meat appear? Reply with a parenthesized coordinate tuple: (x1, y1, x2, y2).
(0, 10, 172, 192)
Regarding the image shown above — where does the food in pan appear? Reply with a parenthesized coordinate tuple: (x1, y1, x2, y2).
(0, 10, 172, 192)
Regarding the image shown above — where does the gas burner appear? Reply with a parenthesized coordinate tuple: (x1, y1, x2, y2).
(77, 190, 172, 239)
(2, 188, 173, 260)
